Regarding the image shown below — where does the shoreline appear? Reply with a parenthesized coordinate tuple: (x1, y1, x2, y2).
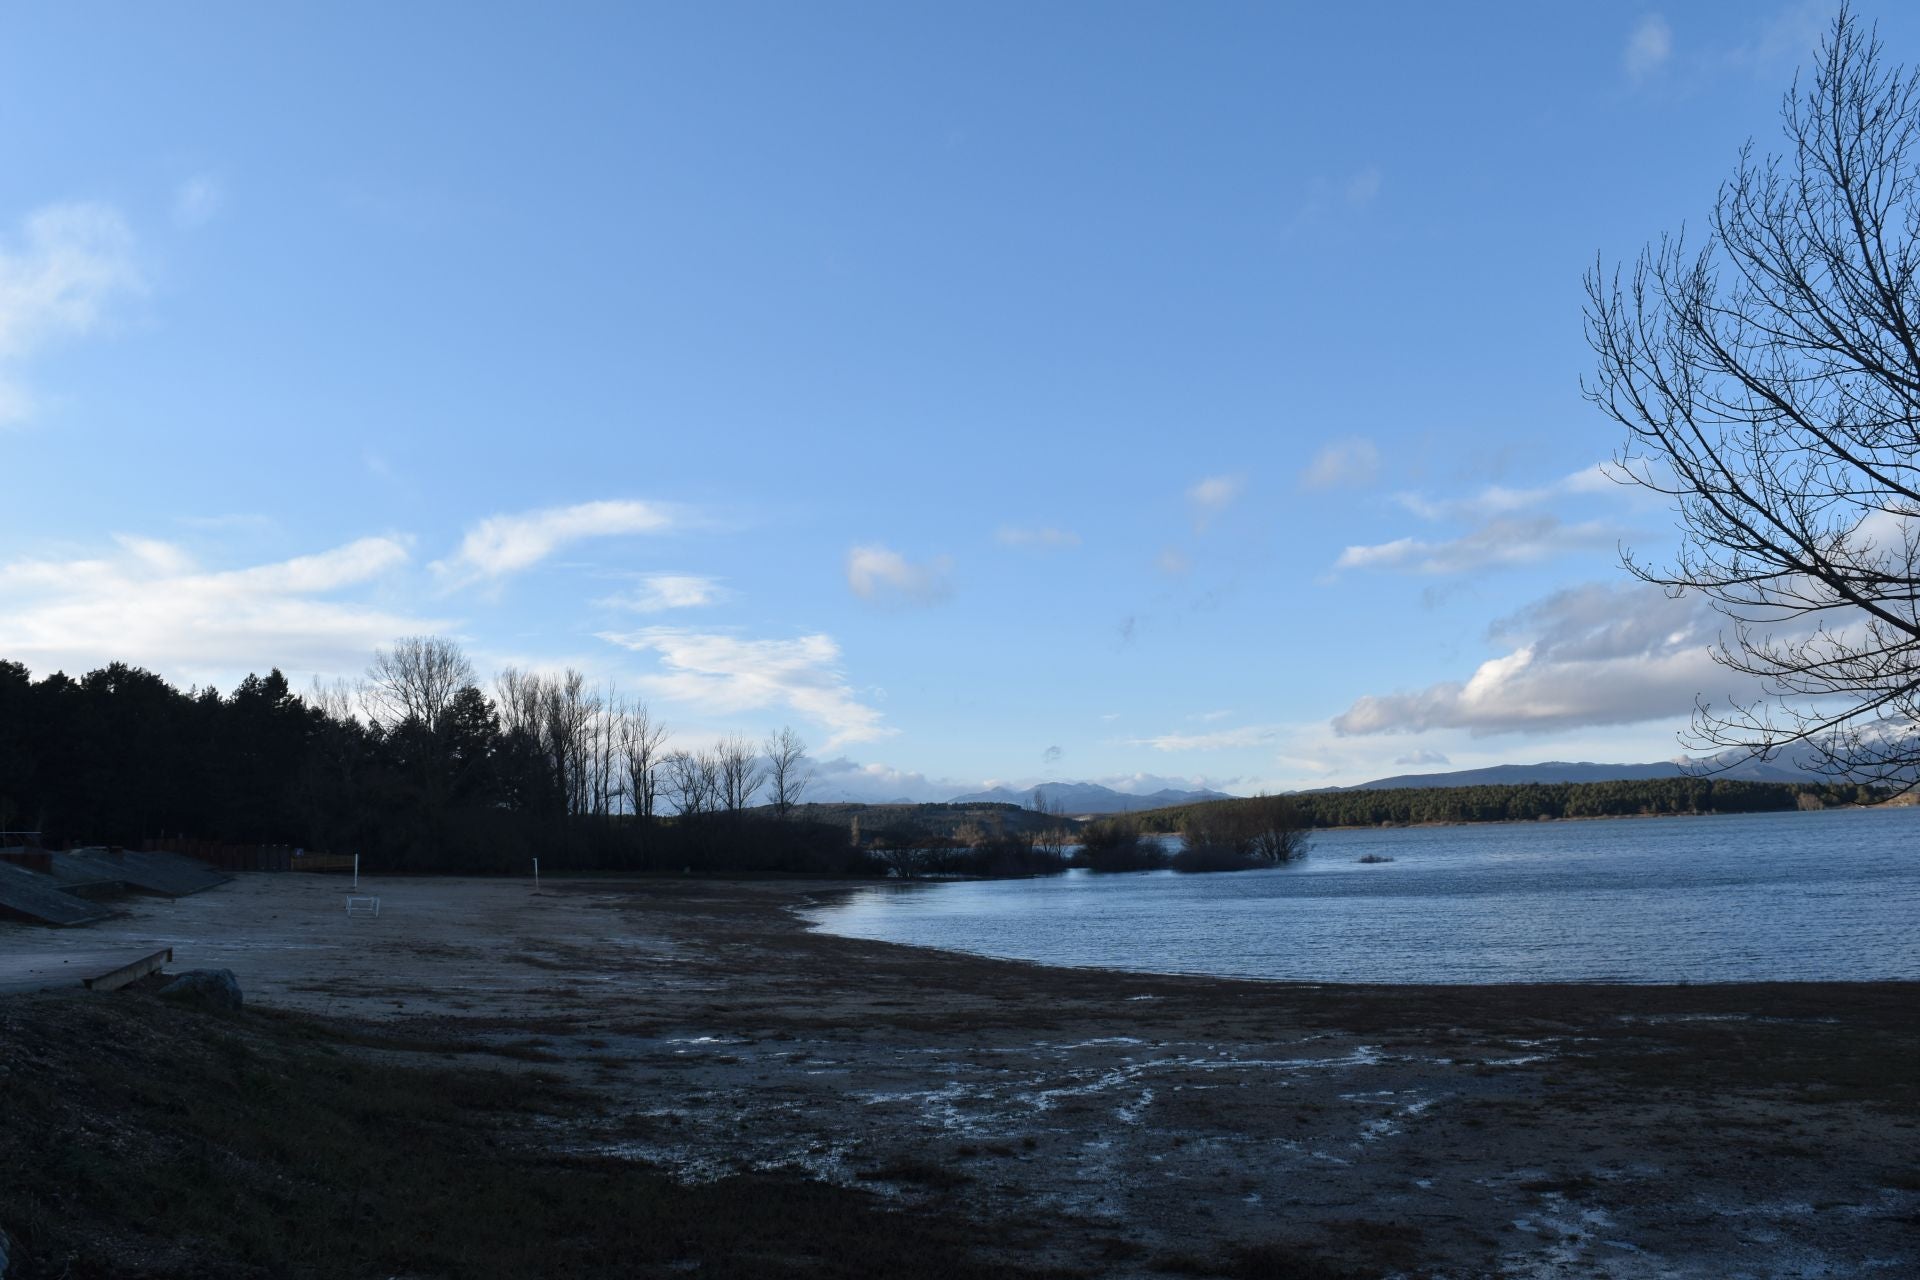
(791, 879, 1920, 988)
(5, 873, 1915, 1276)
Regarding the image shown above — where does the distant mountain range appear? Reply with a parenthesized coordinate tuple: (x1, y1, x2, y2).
(921, 757, 1837, 815)
(948, 781, 1235, 814)
(1332, 755, 1831, 791)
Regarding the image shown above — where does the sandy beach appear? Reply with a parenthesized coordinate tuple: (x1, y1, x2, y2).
(7, 871, 1916, 1278)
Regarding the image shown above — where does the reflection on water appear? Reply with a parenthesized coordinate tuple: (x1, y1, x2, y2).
(805, 807, 1920, 983)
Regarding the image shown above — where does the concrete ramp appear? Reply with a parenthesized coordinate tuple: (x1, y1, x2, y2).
(0, 947, 170, 994)
(0, 860, 115, 926)
(58, 848, 231, 898)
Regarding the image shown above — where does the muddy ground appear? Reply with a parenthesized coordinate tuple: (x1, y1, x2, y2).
(9, 872, 1917, 1278)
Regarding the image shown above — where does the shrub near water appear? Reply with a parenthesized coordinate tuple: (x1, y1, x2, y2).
(1074, 818, 1167, 872)
(1170, 843, 1261, 873)
(1174, 795, 1311, 873)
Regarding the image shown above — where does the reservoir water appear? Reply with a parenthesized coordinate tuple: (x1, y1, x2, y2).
(804, 806, 1920, 983)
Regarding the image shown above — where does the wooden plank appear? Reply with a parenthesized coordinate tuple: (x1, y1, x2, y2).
(80, 947, 173, 992)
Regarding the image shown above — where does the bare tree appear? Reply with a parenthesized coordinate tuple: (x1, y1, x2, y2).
(542, 670, 601, 818)
(716, 733, 765, 813)
(619, 697, 669, 821)
(664, 748, 722, 817)
(365, 637, 474, 730)
(302, 675, 360, 723)
(1242, 795, 1310, 864)
(493, 667, 543, 739)
(764, 726, 810, 819)
(1585, 7, 1920, 791)
(1030, 787, 1071, 859)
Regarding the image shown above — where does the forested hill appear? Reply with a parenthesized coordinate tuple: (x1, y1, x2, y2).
(1132, 777, 1884, 833)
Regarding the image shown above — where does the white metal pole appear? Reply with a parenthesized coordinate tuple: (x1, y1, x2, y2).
(353, 853, 359, 889)
(533, 857, 540, 890)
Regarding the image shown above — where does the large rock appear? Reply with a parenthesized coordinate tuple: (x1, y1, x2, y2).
(157, 968, 243, 1012)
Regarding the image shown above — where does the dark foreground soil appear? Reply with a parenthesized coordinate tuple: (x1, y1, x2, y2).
(2, 874, 1916, 1278)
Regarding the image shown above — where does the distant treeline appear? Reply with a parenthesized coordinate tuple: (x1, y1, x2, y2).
(0, 647, 875, 876)
(1133, 777, 1883, 833)
(781, 801, 1074, 840)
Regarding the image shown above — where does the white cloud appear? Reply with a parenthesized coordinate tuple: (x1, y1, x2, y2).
(172, 176, 224, 229)
(1391, 464, 1614, 522)
(1187, 474, 1242, 513)
(1129, 724, 1279, 752)
(1301, 437, 1381, 491)
(846, 543, 951, 603)
(0, 202, 141, 424)
(807, 756, 964, 803)
(601, 573, 727, 613)
(0, 533, 431, 685)
(1335, 514, 1618, 575)
(1155, 547, 1192, 576)
(1625, 14, 1674, 81)
(599, 627, 891, 748)
(1720, 2, 1826, 74)
(1331, 582, 1753, 737)
(996, 525, 1081, 549)
(1333, 464, 1630, 576)
(1095, 772, 1235, 796)
(435, 500, 674, 586)
(1393, 749, 1452, 767)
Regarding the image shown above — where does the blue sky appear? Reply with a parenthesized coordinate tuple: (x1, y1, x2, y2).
(0, 2, 1890, 800)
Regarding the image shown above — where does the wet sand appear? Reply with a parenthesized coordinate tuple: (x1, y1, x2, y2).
(7, 872, 1916, 1277)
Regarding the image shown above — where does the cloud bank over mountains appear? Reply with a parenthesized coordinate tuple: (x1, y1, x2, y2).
(1332, 581, 1745, 737)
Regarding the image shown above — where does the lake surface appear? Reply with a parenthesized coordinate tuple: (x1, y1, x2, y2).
(805, 807, 1920, 983)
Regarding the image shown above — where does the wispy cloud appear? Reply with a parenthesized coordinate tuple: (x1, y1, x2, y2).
(1332, 464, 1627, 576)
(1391, 465, 1613, 522)
(1187, 474, 1243, 515)
(1334, 514, 1618, 575)
(0, 533, 430, 684)
(1625, 14, 1674, 81)
(1300, 437, 1380, 491)
(0, 202, 142, 424)
(1184, 473, 1244, 536)
(435, 500, 675, 587)
(600, 627, 891, 748)
(172, 176, 224, 230)
(599, 573, 728, 613)
(1393, 749, 1451, 767)
(1287, 166, 1386, 233)
(996, 525, 1081, 549)
(1128, 724, 1278, 752)
(808, 755, 958, 803)
(846, 543, 951, 604)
